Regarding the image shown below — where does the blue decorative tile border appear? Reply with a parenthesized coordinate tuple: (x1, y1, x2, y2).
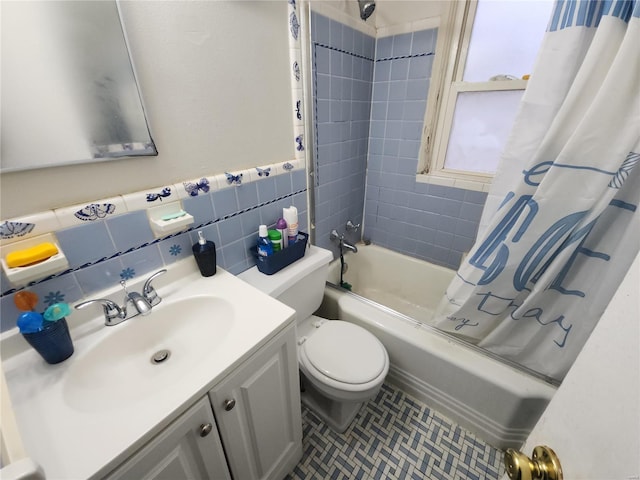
(376, 52, 435, 62)
(313, 41, 375, 61)
(0, 188, 306, 298)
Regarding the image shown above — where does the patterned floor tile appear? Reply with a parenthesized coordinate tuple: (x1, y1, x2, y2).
(285, 383, 505, 480)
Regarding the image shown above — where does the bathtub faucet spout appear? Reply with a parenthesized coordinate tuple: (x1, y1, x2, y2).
(341, 238, 358, 253)
(330, 229, 358, 253)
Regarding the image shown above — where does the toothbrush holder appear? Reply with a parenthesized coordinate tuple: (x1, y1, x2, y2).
(22, 318, 74, 364)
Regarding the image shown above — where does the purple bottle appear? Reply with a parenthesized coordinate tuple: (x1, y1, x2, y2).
(276, 218, 288, 248)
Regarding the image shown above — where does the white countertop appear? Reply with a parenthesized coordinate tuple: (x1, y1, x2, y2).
(1, 257, 295, 479)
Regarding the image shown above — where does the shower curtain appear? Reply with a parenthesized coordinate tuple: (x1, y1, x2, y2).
(434, 0, 640, 381)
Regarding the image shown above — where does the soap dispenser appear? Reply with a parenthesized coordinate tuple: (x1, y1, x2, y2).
(192, 231, 217, 277)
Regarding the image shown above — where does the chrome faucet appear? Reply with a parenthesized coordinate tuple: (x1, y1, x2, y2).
(330, 229, 358, 254)
(341, 239, 358, 253)
(75, 269, 167, 326)
(121, 280, 152, 316)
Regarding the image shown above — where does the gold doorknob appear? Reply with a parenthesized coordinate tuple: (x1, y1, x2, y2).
(504, 446, 563, 480)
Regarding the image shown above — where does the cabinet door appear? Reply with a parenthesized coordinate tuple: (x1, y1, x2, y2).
(209, 325, 302, 480)
(106, 397, 231, 480)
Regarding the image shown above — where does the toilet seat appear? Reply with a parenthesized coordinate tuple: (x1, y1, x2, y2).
(300, 321, 388, 390)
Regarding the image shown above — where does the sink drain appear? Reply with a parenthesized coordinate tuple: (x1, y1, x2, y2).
(151, 349, 171, 364)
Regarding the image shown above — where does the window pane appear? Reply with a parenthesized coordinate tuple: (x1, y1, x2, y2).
(463, 0, 553, 82)
(444, 90, 523, 174)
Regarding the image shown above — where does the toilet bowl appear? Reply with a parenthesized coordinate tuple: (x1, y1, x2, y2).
(239, 245, 389, 433)
(297, 316, 389, 431)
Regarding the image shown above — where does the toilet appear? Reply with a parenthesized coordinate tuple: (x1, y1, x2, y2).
(239, 245, 389, 433)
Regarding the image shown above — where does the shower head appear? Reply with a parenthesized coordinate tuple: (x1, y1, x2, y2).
(358, 0, 375, 21)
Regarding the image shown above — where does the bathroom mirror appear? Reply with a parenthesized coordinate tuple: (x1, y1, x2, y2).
(0, 0, 157, 173)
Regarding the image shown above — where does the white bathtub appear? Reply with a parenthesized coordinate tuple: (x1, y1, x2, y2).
(319, 244, 556, 449)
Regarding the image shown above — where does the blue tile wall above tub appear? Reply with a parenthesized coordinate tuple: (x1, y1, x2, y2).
(391, 32, 413, 57)
(361, 26, 489, 270)
(311, 13, 374, 259)
(411, 28, 437, 55)
(376, 35, 393, 60)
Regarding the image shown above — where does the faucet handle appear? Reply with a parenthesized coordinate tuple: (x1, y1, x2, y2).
(346, 220, 360, 232)
(143, 269, 167, 305)
(75, 299, 123, 325)
(330, 229, 343, 242)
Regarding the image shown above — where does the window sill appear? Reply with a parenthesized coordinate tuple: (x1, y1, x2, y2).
(416, 172, 492, 192)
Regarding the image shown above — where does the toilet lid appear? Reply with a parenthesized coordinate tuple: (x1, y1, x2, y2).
(302, 321, 386, 384)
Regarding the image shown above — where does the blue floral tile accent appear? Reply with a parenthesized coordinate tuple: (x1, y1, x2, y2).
(295, 134, 305, 151)
(183, 178, 210, 197)
(293, 61, 301, 81)
(74, 203, 116, 221)
(0, 221, 35, 239)
(28, 274, 84, 317)
(119, 246, 164, 281)
(288, 0, 296, 9)
(283, 162, 295, 171)
(120, 267, 136, 280)
(256, 167, 271, 177)
(290, 11, 300, 40)
(146, 187, 172, 202)
(159, 232, 193, 265)
(43, 291, 65, 306)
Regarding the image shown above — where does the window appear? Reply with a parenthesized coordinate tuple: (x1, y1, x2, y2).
(418, 0, 553, 190)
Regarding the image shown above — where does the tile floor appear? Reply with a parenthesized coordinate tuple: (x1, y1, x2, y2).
(285, 383, 505, 480)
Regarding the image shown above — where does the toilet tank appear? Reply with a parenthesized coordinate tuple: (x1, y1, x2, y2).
(239, 246, 333, 320)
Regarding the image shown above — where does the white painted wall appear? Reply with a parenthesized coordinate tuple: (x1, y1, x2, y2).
(0, 1, 292, 219)
(374, 0, 449, 29)
(513, 254, 640, 479)
(310, 0, 448, 34)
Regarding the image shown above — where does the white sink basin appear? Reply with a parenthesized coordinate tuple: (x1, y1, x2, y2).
(63, 295, 234, 412)
(2, 263, 296, 480)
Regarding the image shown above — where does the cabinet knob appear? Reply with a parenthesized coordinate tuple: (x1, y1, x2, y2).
(224, 398, 236, 411)
(199, 423, 213, 437)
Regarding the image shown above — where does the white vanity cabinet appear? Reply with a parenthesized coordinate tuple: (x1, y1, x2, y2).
(105, 323, 302, 480)
(104, 396, 231, 480)
(209, 324, 302, 480)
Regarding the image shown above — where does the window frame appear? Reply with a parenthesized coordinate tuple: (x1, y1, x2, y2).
(417, 0, 529, 191)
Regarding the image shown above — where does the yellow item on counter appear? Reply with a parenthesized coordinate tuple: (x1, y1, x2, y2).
(6, 243, 59, 268)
